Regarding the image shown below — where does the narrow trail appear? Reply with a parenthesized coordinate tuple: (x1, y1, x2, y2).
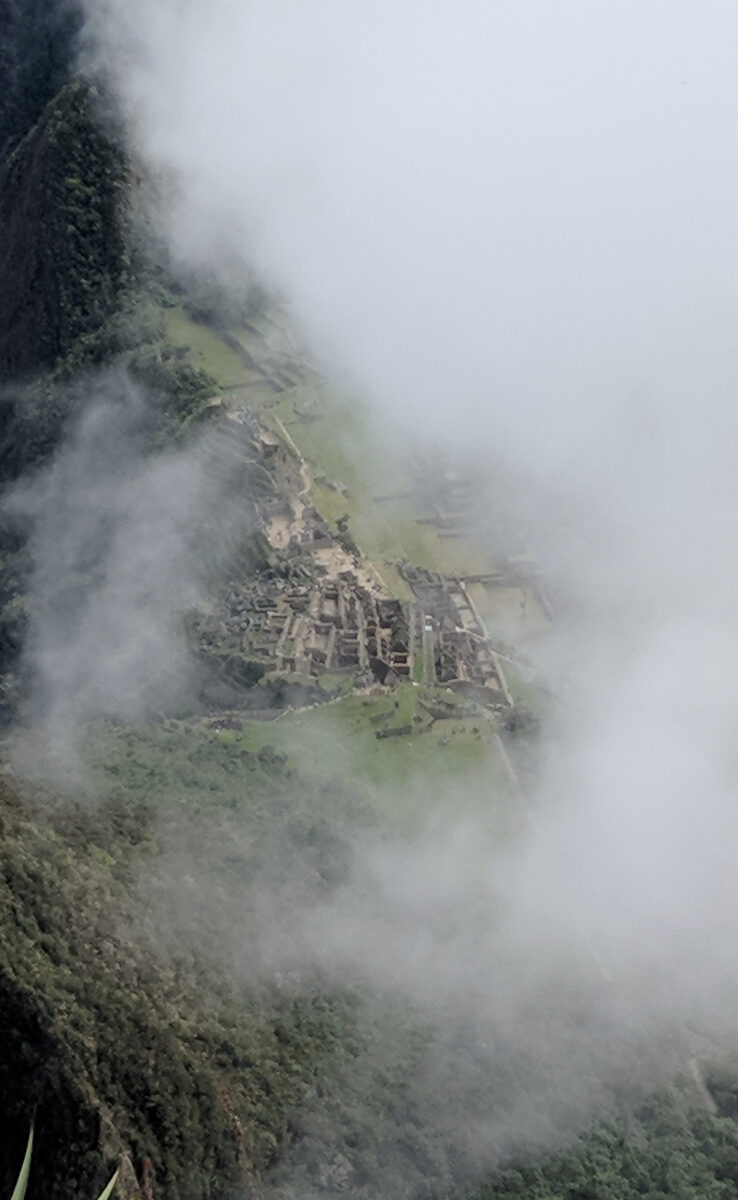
(689, 1055, 718, 1115)
(264, 421, 311, 550)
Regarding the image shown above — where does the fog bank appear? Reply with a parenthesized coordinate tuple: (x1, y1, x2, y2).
(71, 0, 738, 1191)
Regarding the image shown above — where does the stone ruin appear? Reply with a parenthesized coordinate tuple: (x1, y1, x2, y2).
(400, 564, 510, 698)
(185, 406, 511, 710)
(192, 565, 413, 690)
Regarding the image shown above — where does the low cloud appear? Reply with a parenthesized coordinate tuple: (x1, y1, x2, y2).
(2, 369, 258, 765)
(50, 1, 738, 1191)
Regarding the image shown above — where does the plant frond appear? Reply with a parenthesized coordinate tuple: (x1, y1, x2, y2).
(94, 1168, 119, 1200)
(10, 1127, 34, 1200)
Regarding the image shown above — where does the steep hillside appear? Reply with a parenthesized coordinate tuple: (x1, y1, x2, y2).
(0, 0, 80, 163)
(0, 79, 128, 378)
(0, 748, 376, 1200)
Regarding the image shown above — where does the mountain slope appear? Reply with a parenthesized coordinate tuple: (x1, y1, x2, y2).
(0, 79, 128, 379)
(0, 0, 80, 164)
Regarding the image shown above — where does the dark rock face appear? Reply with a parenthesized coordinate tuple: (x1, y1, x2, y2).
(0, 0, 82, 165)
(0, 79, 128, 379)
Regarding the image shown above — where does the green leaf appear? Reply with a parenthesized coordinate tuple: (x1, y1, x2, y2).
(10, 1126, 33, 1200)
(94, 1169, 119, 1200)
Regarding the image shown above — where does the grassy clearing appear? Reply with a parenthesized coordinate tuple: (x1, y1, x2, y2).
(499, 658, 548, 713)
(162, 308, 496, 585)
(272, 393, 495, 580)
(163, 307, 255, 388)
(470, 582, 550, 646)
(222, 685, 516, 837)
(77, 688, 514, 844)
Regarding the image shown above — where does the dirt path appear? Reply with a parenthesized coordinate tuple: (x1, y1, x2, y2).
(689, 1056, 718, 1114)
(263, 416, 312, 550)
(262, 414, 389, 594)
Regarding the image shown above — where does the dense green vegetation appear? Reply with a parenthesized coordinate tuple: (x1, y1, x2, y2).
(0, 740, 374, 1199)
(0, 80, 128, 379)
(1, 716, 514, 1200)
(469, 1093, 738, 1199)
(6, 710, 738, 1200)
(0, 0, 80, 163)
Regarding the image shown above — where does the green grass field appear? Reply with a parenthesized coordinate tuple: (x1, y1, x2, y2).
(163, 307, 253, 387)
(69, 682, 517, 846)
(162, 306, 496, 588)
(211, 685, 515, 839)
(269, 390, 496, 584)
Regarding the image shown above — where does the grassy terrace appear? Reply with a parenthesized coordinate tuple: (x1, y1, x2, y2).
(76, 683, 517, 846)
(235, 686, 515, 835)
(162, 305, 497, 598)
(159, 301, 527, 817)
